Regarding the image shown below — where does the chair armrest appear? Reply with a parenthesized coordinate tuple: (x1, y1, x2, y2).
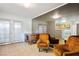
(54, 44, 68, 49)
(37, 39, 40, 44)
(47, 40, 50, 44)
(63, 51, 79, 56)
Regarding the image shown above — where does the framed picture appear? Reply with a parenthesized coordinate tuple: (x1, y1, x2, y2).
(55, 23, 70, 30)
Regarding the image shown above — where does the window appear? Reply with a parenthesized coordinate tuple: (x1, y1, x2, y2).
(14, 22, 24, 42)
(38, 24, 47, 33)
(0, 20, 24, 43)
(0, 21, 10, 43)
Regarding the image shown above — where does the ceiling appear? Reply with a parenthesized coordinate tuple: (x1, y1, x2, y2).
(0, 3, 66, 19)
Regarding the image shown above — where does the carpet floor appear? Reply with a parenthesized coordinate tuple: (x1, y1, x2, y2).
(0, 42, 54, 56)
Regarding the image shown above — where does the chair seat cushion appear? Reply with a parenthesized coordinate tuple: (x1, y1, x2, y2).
(38, 42, 47, 47)
(54, 47, 69, 56)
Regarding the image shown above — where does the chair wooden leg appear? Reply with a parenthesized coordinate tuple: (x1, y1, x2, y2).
(42, 48, 48, 53)
(45, 49, 48, 53)
(39, 48, 41, 52)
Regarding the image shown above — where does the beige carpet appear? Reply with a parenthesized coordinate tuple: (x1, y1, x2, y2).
(0, 42, 54, 56)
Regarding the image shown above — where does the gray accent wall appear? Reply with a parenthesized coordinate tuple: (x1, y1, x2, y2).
(32, 3, 79, 39)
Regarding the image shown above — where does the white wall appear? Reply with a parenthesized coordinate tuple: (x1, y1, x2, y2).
(22, 18, 32, 34)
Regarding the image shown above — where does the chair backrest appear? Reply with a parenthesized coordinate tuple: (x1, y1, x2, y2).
(66, 35, 79, 51)
(39, 33, 49, 43)
(31, 34, 39, 40)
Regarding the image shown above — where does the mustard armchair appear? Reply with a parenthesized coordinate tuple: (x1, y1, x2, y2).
(53, 35, 79, 56)
(37, 33, 50, 52)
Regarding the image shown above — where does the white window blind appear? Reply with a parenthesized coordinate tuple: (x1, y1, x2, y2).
(14, 22, 24, 42)
(0, 20, 24, 43)
(0, 21, 10, 43)
(38, 25, 47, 33)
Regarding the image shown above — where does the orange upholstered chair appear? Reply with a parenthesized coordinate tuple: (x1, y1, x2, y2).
(37, 33, 50, 52)
(53, 35, 79, 56)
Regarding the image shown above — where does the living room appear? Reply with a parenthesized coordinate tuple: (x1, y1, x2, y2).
(0, 3, 79, 56)
(32, 3, 79, 56)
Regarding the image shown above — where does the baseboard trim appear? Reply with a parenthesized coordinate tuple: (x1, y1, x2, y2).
(0, 41, 25, 45)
